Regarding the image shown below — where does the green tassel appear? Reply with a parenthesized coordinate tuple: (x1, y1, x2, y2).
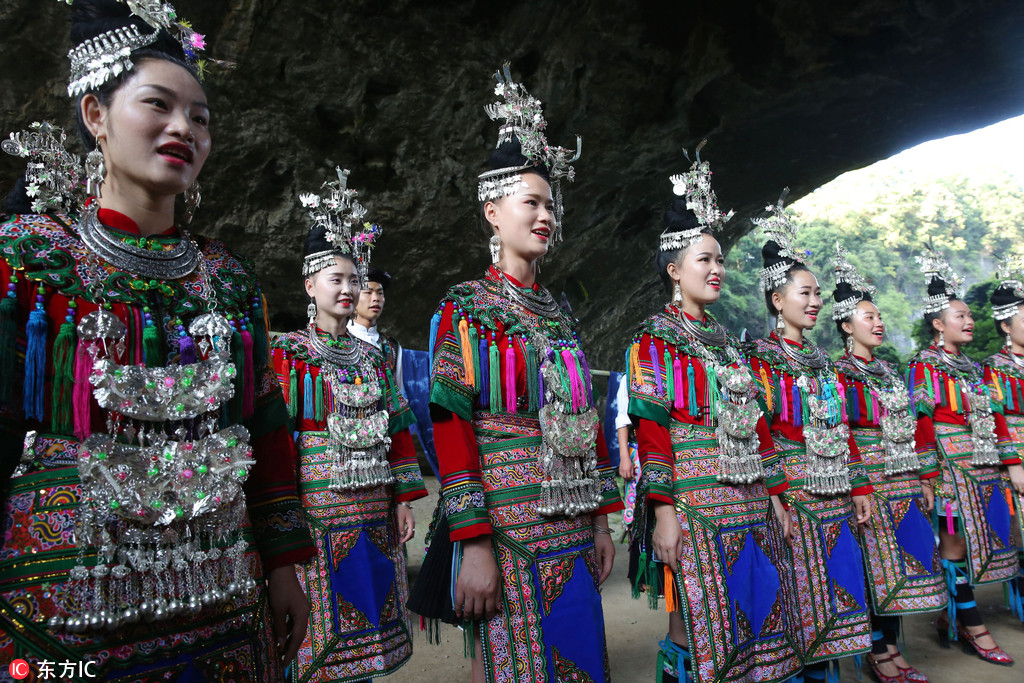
(631, 549, 646, 600)
(557, 353, 572, 399)
(287, 362, 298, 419)
(469, 324, 481, 390)
(314, 371, 325, 421)
(646, 550, 660, 611)
(489, 340, 501, 412)
(230, 328, 244, 424)
(525, 341, 538, 412)
(686, 360, 698, 417)
(142, 321, 162, 367)
(384, 363, 401, 410)
(0, 295, 17, 403)
(50, 319, 76, 435)
(706, 369, 719, 421)
(664, 348, 674, 404)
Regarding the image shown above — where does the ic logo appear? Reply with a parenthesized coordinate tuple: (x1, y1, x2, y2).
(8, 659, 30, 679)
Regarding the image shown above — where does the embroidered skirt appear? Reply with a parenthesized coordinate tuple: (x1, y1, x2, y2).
(664, 423, 800, 683)
(292, 431, 412, 683)
(934, 423, 1019, 585)
(773, 434, 871, 664)
(474, 413, 609, 683)
(0, 434, 281, 682)
(852, 428, 946, 615)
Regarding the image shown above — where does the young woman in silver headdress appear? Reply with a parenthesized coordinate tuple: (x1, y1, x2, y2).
(270, 170, 426, 682)
(0, 1, 312, 678)
(743, 196, 873, 679)
(830, 245, 944, 683)
(908, 249, 1022, 666)
(982, 258, 1024, 623)
(408, 66, 622, 683)
(626, 151, 799, 683)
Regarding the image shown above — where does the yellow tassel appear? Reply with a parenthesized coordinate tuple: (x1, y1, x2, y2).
(630, 343, 644, 387)
(663, 565, 678, 614)
(458, 319, 475, 388)
(759, 367, 773, 412)
(991, 372, 1005, 402)
(947, 377, 958, 412)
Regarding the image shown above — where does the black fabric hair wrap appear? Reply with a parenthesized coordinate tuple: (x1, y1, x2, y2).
(485, 139, 551, 184)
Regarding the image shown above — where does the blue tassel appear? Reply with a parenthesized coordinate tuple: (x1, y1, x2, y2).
(942, 559, 960, 641)
(302, 369, 314, 420)
(23, 307, 48, 421)
(1009, 566, 1024, 622)
(480, 337, 490, 407)
(792, 384, 802, 427)
(687, 360, 697, 417)
(1006, 378, 1015, 412)
(650, 340, 663, 396)
(849, 386, 860, 422)
(428, 310, 442, 362)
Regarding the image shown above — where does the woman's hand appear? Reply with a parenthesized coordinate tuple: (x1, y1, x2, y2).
(1008, 463, 1024, 495)
(770, 495, 793, 546)
(919, 481, 935, 512)
(651, 502, 683, 572)
(618, 456, 636, 481)
(592, 514, 615, 584)
(266, 565, 311, 665)
(396, 503, 415, 544)
(454, 536, 502, 622)
(852, 494, 872, 525)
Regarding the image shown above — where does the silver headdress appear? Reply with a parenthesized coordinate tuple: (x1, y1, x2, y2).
(915, 247, 962, 314)
(2, 122, 84, 214)
(478, 63, 581, 240)
(831, 242, 876, 321)
(659, 140, 734, 252)
(992, 254, 1024, 321)
(300, 167, 380, 285)
(64, 0, 208, 98)
(754, 188, 805, 291)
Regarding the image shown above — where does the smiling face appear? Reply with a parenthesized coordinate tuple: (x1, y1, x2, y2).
(305, 256, 360, 326)
(668, 232, 724, 309)
(1001, 306, 1024, 350)
(484, 172, 554, 266)
(934, 299, 974, 347)
(773, 268, 823, 332)
(842, 300, 884, 353)
(81, 58, 211, 201)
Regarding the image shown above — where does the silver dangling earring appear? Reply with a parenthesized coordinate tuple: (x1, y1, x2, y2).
(85, 145, 106, 197)
(1007, 331, 1013, 349)
(845, 335, 854, 354)
(307, 299, 317, 326)
(776, 312, 785, 330)
(672, 282, 682, 304)
(937, 330, 944, 348)
(183, 181, 201, 224)
(489, 235, 501, 264)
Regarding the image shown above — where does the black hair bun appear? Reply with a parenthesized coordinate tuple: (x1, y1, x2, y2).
(832, 280, 873, 305)
(303, 224, 332, 259)
(991, 284, 1024, 308)
(71, 0, 186, 64)
(926, 276, 950, 297)
(663, 198, 700, 231)
(761, 239, 794, 271)
(484, 139, 550, 183)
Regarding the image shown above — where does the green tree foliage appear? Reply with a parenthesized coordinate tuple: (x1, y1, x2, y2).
(712, 167, 1024, 365)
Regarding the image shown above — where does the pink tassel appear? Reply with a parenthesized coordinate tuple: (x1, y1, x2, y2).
(946, 502, 955, 535)
(72, 340, 94, 441)
(933, 372, 941, 403)
(781, 375, 790, 423)
(561, 349, 581, 412)
(673, 356, 684, 410)
(505, 345, 517, 414)
(837, 381, 848, 422)
(872, 394, 880, 420)
(241, 329, 254, 418)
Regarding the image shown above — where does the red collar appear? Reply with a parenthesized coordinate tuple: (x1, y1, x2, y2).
(96, 206, 177, 237)
(771, 331, 804, 349)
(488, 264, 539, 291)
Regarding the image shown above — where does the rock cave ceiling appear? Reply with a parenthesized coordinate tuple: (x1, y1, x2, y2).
(3, 0, 1024, 367)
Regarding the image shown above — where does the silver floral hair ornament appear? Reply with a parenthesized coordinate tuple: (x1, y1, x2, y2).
(754, 188, 806, 292)
(915, 246, 963, 314)
(2, 122, 84, 214)
(477, 63, 581, 241)
(63, 0, 208, 98)
(659, 140, 735, 252)
(300, 167, 381, 286)
(992, 254, 1024, 321)
(831, 242, 876, 321)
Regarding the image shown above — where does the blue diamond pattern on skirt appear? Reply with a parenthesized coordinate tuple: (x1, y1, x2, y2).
(825, 521, 866, 611)
(725, 530, 780, 638)
(985, 483, 1012, 547)
(330, 528, 395, 629)
(893, 500, 936, 572)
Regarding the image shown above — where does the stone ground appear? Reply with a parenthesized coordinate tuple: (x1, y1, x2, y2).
(389, 481, 1022, 683)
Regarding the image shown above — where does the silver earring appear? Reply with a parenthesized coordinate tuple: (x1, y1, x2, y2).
(307, 300, 317, 325)
(85, 145, 105, 197)
(937, 330, 944, 348)
(489, 235, 501, 264)
(776, 313, 785, 330)
(672, 282, 682, 304)
(845, 336, 854, 354)
(1007, 332, 1012, 349)
(183, 181, 201, 224)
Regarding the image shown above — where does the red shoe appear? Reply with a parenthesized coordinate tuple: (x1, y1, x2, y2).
(892, 652, 929, 683)
(957, 625, 1014, 666)
(866, 654, 905, 683)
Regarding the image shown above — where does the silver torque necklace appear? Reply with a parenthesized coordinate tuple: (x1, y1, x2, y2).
(308, 325, 363, 366)
(675, 308, 728, 349)
(778, 335, 828, 370)
(1006, 347, 1024, 370)
(937, 346, 974, 374)
(77, 203, 200, 279)
(846, 353, 886, 378)
(497, 271, 561, 319)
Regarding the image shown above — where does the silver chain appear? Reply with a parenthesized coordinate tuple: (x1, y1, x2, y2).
(778, 335, 828, 370)
(497, 271, 561, 319)
(77, 203, 200, 280)
(845, 352, 886, 378)
(307, 324, 363, 366)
